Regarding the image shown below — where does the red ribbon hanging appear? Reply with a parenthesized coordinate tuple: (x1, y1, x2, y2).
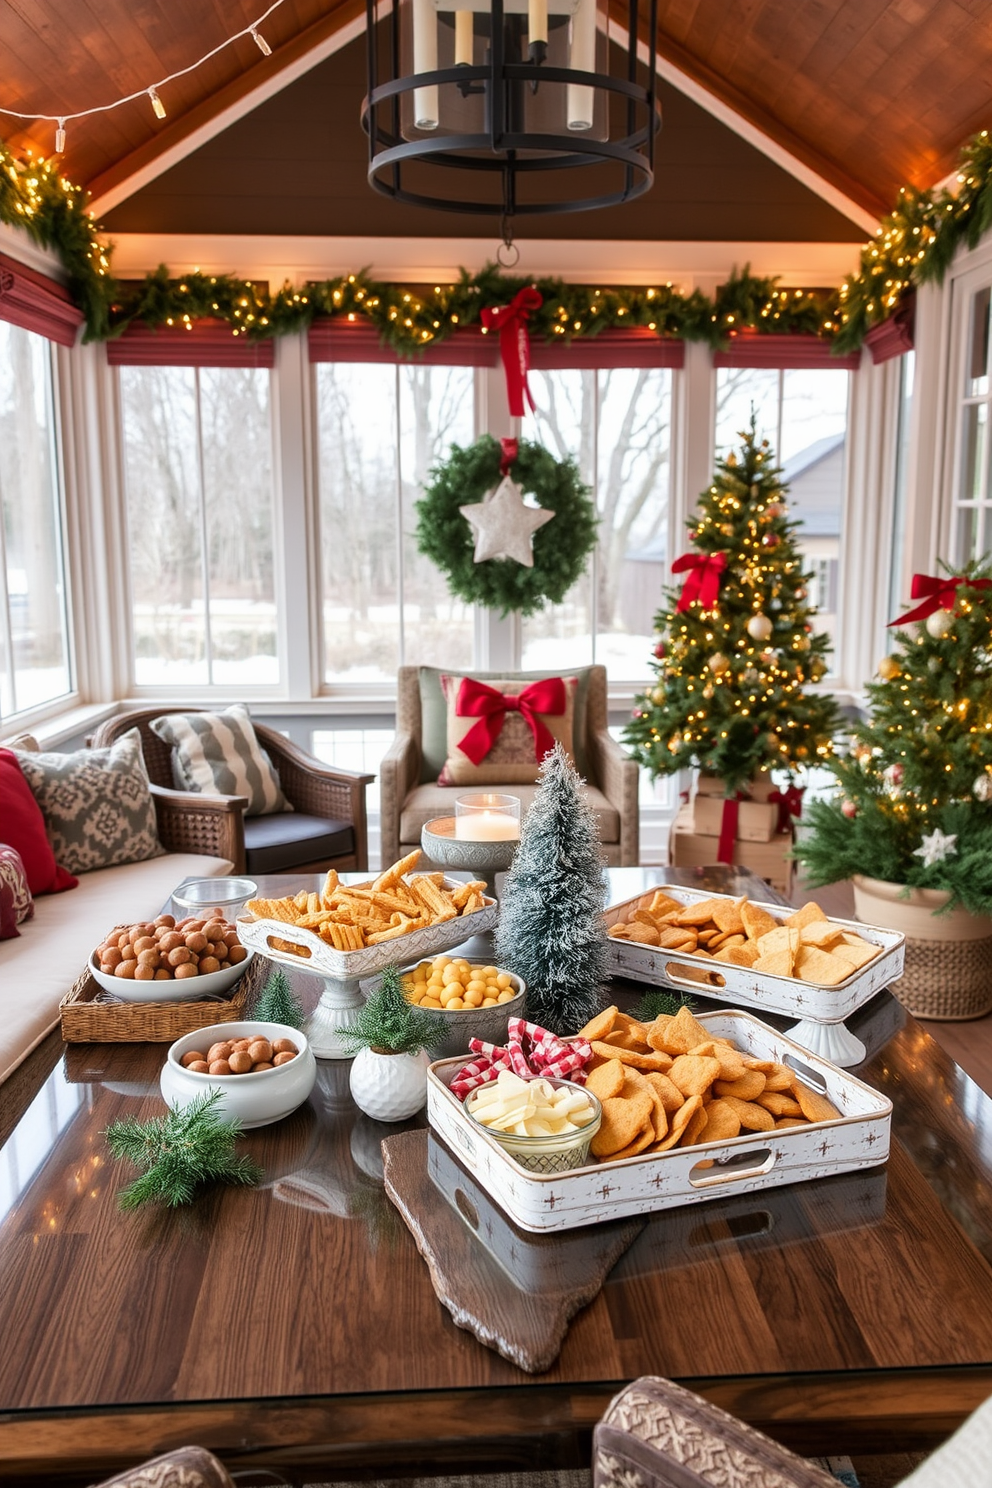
(717, 795, 742, 865)
(672, 551, 728, 612)
(768, 784, 805, 835)
(889, 572, 992, 626)
(456, 676, 566, 765)
(481, 288, 543, 417)
(499, 436, 519, 476)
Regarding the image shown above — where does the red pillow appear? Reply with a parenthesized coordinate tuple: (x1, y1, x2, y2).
(0, 749, 77, 895)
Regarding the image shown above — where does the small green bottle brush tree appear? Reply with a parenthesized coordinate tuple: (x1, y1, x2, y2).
(339, 965, 446, 1055)
(623, 421, 841, 794)
(794, 564, 992, 915)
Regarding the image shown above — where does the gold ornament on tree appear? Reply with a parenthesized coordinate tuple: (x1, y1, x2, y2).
(877, 655, 901, 680)
(707, 653, 730, 675)
(746, 613, 773, 642)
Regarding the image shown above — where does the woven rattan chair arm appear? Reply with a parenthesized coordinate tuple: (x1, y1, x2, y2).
(151, 785, 247, 872)
(588, 728, 640, 866)
(379, 731, 418, 870)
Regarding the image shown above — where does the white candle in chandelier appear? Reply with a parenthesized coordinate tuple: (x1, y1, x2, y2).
(455, 10, 474, 67)
(529, 0, 549, 50)
(454, 793, 522, 840)
(567, 0, 596, 130)
(412, 0, 439, 129)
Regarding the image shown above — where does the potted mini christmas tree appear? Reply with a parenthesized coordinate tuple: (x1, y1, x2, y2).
(341, 966, 446, 1121)
(623, 421, 841, 869)
(794, 562, 992, 1019)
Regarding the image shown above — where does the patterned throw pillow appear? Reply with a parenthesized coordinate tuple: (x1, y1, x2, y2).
(438, 673, 577, 787)
(149, 704, 289, 817)
(13, 729, 163, 875)
(0, 844, 34, 940)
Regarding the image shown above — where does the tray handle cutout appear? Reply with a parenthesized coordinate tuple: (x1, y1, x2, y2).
(454, 1188, 480, 1231)
(264, 932, 312, 960)
(686, 1210, 775, 1247)
(689, 1148, 775, 1189)
(664, 961, 727, 991)
(784, 1054, 828, 1093)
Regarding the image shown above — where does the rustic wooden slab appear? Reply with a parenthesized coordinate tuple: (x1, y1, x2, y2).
(382, 1129, 644, 1373)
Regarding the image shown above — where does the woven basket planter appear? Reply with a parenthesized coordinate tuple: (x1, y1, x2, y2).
(852, 875, 992, 1021)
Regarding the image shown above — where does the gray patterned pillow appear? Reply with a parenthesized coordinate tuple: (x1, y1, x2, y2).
(13, 729, 163, 875)
(149, 704, 289, 817)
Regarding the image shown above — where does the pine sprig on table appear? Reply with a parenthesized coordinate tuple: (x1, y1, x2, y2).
(252, 967, 306, 1030)
(339, 965, 446, 1056)
(104, 1090, 263, 1210)
(631, 989, 697, 1022)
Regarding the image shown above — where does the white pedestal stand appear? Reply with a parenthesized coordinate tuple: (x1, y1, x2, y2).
(306, 975, 365, 1059)
(786, 1017, 867, 1068)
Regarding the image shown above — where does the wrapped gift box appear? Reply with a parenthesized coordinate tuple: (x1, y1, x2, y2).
(692, 773, 779, 842)
(669, 803, 794, 895)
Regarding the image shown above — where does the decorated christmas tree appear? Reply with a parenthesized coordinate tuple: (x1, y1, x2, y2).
(623, 422, 841, 794)
(794, 564, 992, 915)
(494, 744, 608, 1035)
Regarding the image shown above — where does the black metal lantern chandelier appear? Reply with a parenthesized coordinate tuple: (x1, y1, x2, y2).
(361, 0, 661, 226)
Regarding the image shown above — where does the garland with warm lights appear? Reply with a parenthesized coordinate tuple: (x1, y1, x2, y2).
(415, 435, 597, 616)
(3, 128, 992, 351)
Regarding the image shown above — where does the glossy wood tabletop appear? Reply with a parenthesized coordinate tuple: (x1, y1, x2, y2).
(2, 866, 992, 1482)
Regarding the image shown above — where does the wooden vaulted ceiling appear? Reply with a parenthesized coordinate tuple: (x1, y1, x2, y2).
(1, 0, 990, 226)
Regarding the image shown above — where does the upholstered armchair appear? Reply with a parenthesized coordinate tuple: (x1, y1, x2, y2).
(91, 707, 373, 875)
(379, 664, 640, 868)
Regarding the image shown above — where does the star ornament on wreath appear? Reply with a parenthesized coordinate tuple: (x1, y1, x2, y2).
(415, 433, 598, 617)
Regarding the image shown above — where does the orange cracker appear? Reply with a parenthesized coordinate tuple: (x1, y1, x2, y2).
(590, 1040, 673, 1072)
(794, 944, 852, 986)
(653, 1094, 703, 1151)
(578, 1006, 620, 1041)
(756, 1091, 803, 1118)
(799, 920, 846, 949)
(711, 898, 746, 936)
(693, 1098, 742, 1143)
(648, 890, 683, 916)
(792, 1082, 841, 1124)
(608, 1126, 657, 1162)
(740, 901, 780, 941)
(725, 943, 760, 968)
(714, 1070, 766, 1101)
(829, 937, 880, 971)
(627, 922, 661, 946)
(662, 1004, 712, 1054)
(784, 901, 829, 930)
(668, 1053, 722, 1099)
(754, 949, 795, 978)
(591, 1091, 652, 1158)
(586, 1059, 626, 1101)
(673, 897, 726, 926)
(644, 1071, 685, 1113)
(717, 1094, 775, 1132)
(677, 1102, 710, 1148)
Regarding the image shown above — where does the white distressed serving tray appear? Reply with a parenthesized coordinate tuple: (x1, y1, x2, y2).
(426, 1009, 892, 1233)
(605, 884, 905, 1026)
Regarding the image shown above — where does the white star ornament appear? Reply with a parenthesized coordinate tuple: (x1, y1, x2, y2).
(912, 828, 958, 868)
(460, 476, 554, 567)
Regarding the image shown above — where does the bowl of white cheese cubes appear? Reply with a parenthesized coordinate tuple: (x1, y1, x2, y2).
(464, 1070, 602, 1173)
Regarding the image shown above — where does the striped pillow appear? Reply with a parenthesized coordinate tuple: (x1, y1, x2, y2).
(150, 705, 290, 817)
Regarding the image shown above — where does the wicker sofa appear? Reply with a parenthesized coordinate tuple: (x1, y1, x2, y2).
(380, 664, 640, 868)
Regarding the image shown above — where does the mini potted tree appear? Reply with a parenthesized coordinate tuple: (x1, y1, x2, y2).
(342, 966, 446, 1121)
(793, 563, 992, 1019)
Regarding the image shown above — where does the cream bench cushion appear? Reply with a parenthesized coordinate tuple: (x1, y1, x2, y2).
(0, 851, 233, 1086)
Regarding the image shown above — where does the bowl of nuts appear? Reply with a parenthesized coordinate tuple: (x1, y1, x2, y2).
(392, 954, 526, 1058)
(90, 915, 253, 1002)
(161, 1021, 318, 1127)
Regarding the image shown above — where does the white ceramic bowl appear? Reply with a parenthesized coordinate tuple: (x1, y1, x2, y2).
(89, 948, 254, 1003)
(161, 1021, 317, 1128)
(171, 876, 258, 918)
(391, 961, 526, 1059)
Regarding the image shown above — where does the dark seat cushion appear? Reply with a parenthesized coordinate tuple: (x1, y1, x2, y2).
(243, 813, 355, 874)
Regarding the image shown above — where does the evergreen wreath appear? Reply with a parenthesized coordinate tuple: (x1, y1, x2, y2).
(415, 434, 597, 617)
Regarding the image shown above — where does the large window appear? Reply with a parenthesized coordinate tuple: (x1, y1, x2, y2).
(119, 366, 278, 687)
(315, 362, 475, 682)
(0, 321, 71, 720)
(715, 366, 850, 648)
(522, 366, 673, 678)
(953, 286, 992, 563)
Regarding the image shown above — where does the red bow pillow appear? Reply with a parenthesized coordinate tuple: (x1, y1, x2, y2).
(438, 674, 577, 786)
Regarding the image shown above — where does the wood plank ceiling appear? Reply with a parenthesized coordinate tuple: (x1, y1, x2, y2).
(0, 0, 990, 223)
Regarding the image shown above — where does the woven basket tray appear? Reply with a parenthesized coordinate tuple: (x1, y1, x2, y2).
(59, 953, 266, 1043)
(895, 932, 992, 1021)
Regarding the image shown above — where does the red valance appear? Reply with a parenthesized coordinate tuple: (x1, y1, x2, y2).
(0, 251, 82, 347)
(864, 295, 915, 365)
(713, 332, 859, 371)
(106, 319, 275, 368)
(529, 327, 684, 369)
(308, 319, 684, 370)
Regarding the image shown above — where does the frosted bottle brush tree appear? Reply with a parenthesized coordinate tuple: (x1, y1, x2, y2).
(623, 421, 841, 793)
(495, 744, 608, 1035)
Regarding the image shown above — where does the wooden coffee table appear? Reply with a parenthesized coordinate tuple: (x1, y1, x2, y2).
(1, 866, 991, 1484)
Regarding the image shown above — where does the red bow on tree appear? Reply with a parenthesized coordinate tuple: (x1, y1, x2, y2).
(769, 784, 805, 835)
(481, 288, 543, 416)
(672, 551, 727, 612)
(889, 572, 992, 626)
(456, 677, 566, 765)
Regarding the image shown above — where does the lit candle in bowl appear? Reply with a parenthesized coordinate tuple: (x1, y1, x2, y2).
(454, 793, 522, 841)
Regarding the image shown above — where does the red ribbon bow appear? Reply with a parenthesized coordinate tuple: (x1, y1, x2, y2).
(672, 550, 728, 612)
(889, 572, 992, 626)
(717, 793, 744, 865)
(769, 784, 805, 835)
(481, 287, 543, 416)
(498, 436, 518, 476)
(456, 676, 566, 765)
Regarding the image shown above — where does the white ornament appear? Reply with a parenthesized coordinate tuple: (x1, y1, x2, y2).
(746, 613, 773, 642)
(460, 476, 554, 567)
(925, 608, 954, 639)
(975, 773, 992, 803)
(912, 828, 958, 868)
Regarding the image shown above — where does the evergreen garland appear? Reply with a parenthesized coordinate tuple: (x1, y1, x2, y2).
(9, 128, 992, 352)
(415, 435, 597, 616)
(104, 1090, 262, 1209)
(793, 562, 992, 915)
(339, 965, 446, 1055)
(252, 967, 305, 1030)
(495, 744, 609, 1036)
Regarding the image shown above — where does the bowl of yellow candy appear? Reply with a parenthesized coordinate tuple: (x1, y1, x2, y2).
(396, 953, 526, 1058)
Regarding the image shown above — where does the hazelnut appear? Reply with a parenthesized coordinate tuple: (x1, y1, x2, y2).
(181, 1050, 208, 1067)
(208, 1059, 232, 1075)
(199, 956, 221, 975)
(228, 1051, 253, 1074)
(168, 946, 193, 967)
(174, 963, 200, 979)
(187, 1061, 210, 1074)
(272, 1051, 296, 1067)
